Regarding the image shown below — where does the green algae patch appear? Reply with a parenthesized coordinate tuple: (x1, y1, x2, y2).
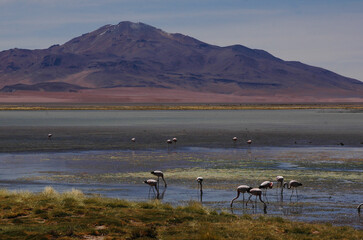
(0, 187, 361, 240)
(21, 166, 363, 191)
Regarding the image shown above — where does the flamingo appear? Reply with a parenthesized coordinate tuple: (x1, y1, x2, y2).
(196, 177, 203, 193)
(259, 181, 273, 203)
(284, 180, 302, 200)
(197, 177, 203, 202)
(230, 185, 252, 207)
(48, 133, 52, 140)
(166, 139, 172, 150)
(144, 179, 159, 197)
(276, 176, 284, 195)
(358, 203, 363, 213)
(246, 188, 266, 208)
(131, 138, 136, 142)
(151, 170, 167, 187)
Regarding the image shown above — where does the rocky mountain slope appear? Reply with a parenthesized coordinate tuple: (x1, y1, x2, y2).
(0, 21, 362, 101)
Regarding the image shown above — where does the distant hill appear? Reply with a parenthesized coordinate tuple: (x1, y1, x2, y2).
(0, 21, 362, 102)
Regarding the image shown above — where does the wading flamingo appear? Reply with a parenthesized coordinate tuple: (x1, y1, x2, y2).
(259, 181, 273, 203)
(197, 177, 203, 202)
(230, 185, 252, 207)
(246, 188, 266, 208)
(144, 179, 159, 197)
(151, 170, 167, 188)
(276, 176, 284, 195)
(166, 139, 172, 150)
(197, 177, 203, 193)
(284, 180, 302, 200)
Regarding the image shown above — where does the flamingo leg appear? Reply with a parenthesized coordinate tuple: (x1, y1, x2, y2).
(258, 194, 265, 205)
(162, 176, 167, 187)
(246, 194, 253, 206)
(154, 185, 159, 196)
(151, 186, 156, 196)
(264, 190, 269, 204)
(148, 186, 152, 198)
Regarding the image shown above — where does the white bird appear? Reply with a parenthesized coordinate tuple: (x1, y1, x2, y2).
(232, 137, 238, 142)
(48, 133, 52, 140)
(284, 180, 302, 200)
(166, 139, 172, 150)
(259, 181, 273, 203)
(276, 176, 284, 187)
(246, 188, 266, 207)
(173, 138, 178, 144)
(144, 179, 159, 196)
(151, 170, 167, 187)
(197, 177, 203, 192)
(276, 176, 284, 195)
(230, 185, 252, 207)
(247, 139, 252, 145)
(131, 138, 136, 142)
(358, 203, 363, 213)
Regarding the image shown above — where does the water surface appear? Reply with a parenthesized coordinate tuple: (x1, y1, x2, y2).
(0, 109, 362, 229)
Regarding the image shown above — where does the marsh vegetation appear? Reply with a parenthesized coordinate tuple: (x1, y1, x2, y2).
(0, 187, 361, 240)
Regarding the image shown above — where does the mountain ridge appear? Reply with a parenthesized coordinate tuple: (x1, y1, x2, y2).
(0, 21, 362, 102)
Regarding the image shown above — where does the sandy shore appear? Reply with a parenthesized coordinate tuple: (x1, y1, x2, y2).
(0, 87, 362, 104)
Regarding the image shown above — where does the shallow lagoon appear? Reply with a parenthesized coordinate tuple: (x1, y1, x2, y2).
(0, 109, 362, 229)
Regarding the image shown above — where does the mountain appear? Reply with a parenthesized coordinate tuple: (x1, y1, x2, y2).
(0, 21, 362, 102)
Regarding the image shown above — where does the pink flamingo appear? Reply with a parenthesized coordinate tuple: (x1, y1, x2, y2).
(197, 177, 203, 202)
(283, 180, 302, 200)
(276, 176, 284, 195)
(151, 170, 167, 187)
(246, 188, 266, 208)
(230, 185, 252, 207)
(166, 139, 172, 150)
(144, 179, 159, 197)
(259, 181, 273, 203)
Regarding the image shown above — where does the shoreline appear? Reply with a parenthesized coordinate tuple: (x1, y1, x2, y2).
(0, 188, 361, 239)
(0, 103, 363, 110)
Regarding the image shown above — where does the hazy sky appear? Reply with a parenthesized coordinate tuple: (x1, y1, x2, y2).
(1, 0, 363, 81)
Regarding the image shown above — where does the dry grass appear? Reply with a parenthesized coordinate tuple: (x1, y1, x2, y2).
(0, 187, 361, 239)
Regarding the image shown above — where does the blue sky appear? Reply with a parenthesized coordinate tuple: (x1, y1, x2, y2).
(1, 0, 363, 81)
